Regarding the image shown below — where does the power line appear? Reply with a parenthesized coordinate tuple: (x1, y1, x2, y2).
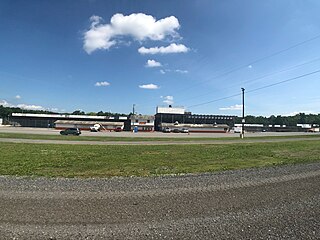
(187, 93, 241, 108)
(176, 57, 320, 105)
(170, 33, 320, 96)
(246, 69, 320, 94)
(188, 68, 320, 109)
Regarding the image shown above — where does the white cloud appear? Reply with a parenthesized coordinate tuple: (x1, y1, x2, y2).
(0, 100, 45, 111)
(162, 95, 174, 105)
(139, 84, 159, 89)
(138, 43, 189, 55)
(248, 65, 253, 69)
(175, 69, 188, 74)
(15, 95, 21, 99)
(83, 13, 180, 54)
(160, 69, 188, 74)
(219, 104, 243, 111)
(95, 81, 110, 87)
(146, 59, 162, 68)
(17, 104, 45, 111)
(0, 100, 11, 107)
(283, 110, 316, 116)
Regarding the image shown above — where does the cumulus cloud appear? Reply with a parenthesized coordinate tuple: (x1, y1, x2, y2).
(146, 59, 162, 68)
(17, 104, 45, 111)
(219, 104, 243, 111)
(162, 95, 174, 105)
(139, 84, 159, 89)
(95, 81, 110, 87)
(15, 95, 21, 99)
(160, 69, 166, 74)
(83, 13, 180, 54)
(0, 100, 45, 110)
(138, 43, 189, 55)
(0, 100, 11, 107)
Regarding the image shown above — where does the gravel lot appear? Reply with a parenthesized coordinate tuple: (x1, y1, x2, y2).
(0, 163, 319, 239)
(0, 126, 318, 138)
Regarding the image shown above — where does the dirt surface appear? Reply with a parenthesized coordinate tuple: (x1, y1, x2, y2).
(0, 163, 319, 239)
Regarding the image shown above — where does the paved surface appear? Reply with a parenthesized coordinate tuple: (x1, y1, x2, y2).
(0, 163, 319, 239)
(1, 126, 319, 138)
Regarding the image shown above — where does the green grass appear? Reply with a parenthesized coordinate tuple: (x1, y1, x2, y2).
(0, 140, 319, 178)
(1, 132, 320, 142)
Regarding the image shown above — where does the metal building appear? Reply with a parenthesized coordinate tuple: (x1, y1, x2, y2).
(155, 106, 235, 132)
(9, 113, 131, 130)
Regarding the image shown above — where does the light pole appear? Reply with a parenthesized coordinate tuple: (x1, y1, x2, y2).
(241, 88, 245, 138)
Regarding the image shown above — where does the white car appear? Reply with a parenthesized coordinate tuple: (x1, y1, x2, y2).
(180, 128, 189, 133)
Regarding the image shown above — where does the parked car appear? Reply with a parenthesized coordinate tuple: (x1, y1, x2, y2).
(114, 127, 122, 132)
(60, 128, 81, 136)
(162, 127, 171, 133)
(172, 128, 180, 133)
(180, 128, 189, 133)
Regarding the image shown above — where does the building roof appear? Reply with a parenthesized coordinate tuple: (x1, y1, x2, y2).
(12, 113, 127, 120)
(54, 120, 124, 126)
(161, 123, 230, 128)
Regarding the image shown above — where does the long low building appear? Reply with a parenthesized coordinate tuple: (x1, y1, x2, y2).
(9, 113, 130, 130)
(54, 120, 124, 131)
(160, 123, 230, 133)
(155, 106, 235, 132)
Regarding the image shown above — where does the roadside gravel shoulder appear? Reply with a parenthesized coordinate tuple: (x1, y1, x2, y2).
(1, 162, 319, 195)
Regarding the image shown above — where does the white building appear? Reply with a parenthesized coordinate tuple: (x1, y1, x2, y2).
(156, 106, 185, 114)
(130, 115, 155, 132)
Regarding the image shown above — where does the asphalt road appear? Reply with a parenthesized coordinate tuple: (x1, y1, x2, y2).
(0, 163, 319, 239)
(1, 126, 318, 138)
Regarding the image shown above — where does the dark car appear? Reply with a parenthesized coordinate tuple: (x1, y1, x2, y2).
(60, 128, 81, 136)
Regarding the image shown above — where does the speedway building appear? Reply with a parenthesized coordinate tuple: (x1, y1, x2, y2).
(155, 106, 235, 133)
(8, 106, 236, 133)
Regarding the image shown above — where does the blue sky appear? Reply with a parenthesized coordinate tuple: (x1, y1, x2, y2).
(1, 0, 320, 116)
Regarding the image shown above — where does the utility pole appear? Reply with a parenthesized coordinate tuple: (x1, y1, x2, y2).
(132, 104, 135, 116)
(241, 88, 245, 139)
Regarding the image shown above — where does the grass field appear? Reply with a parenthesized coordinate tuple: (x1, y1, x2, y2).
(1, 140, 320, 178)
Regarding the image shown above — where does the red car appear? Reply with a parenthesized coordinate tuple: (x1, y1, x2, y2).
(114, 127, 122, 132)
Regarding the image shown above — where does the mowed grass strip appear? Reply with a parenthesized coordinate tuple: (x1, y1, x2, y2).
(0, 132, 221, 142)
(1, 140, 320, 178)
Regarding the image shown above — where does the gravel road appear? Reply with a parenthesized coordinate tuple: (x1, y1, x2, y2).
(0, 163, 319, 239)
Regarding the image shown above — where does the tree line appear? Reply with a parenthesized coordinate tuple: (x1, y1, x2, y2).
(0, 106, 127, 119)
(235, 113, 320, 126)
